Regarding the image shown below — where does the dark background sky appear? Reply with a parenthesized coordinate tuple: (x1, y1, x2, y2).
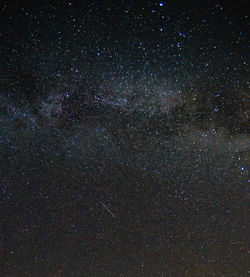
(1, 1, 249, 276)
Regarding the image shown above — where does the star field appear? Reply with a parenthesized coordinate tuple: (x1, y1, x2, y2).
(1, 0, 249, 276)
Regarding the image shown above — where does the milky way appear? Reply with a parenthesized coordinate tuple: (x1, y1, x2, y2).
(1, 1, 249, 276)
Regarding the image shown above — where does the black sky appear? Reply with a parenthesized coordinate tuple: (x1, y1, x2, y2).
(1, 1, 249, 276)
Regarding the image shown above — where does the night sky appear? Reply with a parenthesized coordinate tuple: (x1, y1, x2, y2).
(1, 0, 249, 276)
